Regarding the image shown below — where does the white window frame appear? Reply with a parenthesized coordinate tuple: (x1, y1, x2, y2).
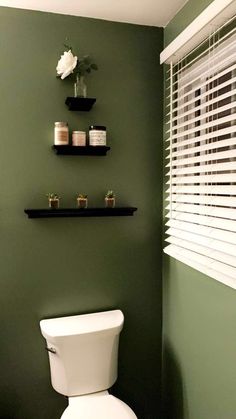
(163, 24, 236, 289)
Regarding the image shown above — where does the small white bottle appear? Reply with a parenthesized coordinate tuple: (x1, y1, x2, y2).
(54, 122, 69, 145)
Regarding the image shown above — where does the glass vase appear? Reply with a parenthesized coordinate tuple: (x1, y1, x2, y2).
(74, 75, 87, 98)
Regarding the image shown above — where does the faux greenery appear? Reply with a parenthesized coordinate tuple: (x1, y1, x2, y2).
(46, 193, 60, 200)
(57, 43, 98, 80)
(64, 44, 98, 77)
(77, 194, 88, 199)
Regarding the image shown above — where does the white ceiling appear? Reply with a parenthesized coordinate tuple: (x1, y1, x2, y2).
(0, 0, 189, 27)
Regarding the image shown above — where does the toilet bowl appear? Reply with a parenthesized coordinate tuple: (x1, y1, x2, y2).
(61, 391, 137, 419)
(40, 310, 137, 419)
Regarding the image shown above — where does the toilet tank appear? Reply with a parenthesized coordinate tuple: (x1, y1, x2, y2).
(40, 310, 124, 396)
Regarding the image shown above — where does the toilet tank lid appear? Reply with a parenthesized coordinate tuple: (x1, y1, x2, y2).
(40, 310, 124, 339)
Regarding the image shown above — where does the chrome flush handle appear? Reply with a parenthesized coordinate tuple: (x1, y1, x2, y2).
(45, 346, 56, 354)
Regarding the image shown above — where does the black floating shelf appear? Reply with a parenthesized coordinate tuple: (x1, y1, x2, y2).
(65, 97, 96, 111)
(52, 145, 110, 156)
(24, 207, 137, 218)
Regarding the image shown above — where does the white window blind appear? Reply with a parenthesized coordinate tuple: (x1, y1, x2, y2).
(164, 16, 236, 289)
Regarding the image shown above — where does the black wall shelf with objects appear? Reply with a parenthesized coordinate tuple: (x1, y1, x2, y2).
(65, 97, 96, 111)
(24, 207, 138, 218)
(52, 145, 110, 155)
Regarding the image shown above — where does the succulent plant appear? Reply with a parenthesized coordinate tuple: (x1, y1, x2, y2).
(105, 190, 115, 198)
(46, 193, 60, 200)
(77, 194, 88, 199)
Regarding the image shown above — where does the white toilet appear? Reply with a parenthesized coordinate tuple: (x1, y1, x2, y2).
(40, 309, 137, 419)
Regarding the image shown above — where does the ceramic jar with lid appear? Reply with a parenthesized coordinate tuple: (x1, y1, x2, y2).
(54, 122, 69, 145)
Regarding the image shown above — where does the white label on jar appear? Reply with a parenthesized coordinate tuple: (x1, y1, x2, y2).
(89, 130, 106, 146)
(54, 128, 69, 145)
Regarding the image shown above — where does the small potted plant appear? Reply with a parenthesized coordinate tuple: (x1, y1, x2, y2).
(47, 193, 60, 209)
(77, 194, 88, 209)
(105, 190, 115, 208)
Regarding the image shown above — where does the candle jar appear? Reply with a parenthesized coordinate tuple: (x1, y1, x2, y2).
(72, 131, 86, 146)
(89, 125, 106, 146)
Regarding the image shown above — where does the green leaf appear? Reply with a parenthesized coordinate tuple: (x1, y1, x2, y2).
(91, 63, 98, 70)
(83, 55, 91, 64)
(63, 43, 72, 51)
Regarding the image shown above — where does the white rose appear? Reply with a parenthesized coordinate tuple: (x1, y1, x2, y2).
(56, 50, 78, 79)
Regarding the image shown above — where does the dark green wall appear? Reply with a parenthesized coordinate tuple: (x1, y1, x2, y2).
(164, 0, 213, 45)
(0, 7, 163, 419)
(163, 2, 236, 419)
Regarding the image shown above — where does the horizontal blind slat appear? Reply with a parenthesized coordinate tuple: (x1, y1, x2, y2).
(166, 68, 236, 113)
(164, 244, 236, 279)
(170, 114, 236, 141)
(171, 26, 236, 78)
(166, 194, 236, 207)
(173, 34, 236, 88)
(166, 237, 236, 268)
(166, 148, 236, 167)
(166, 211, 236, 232)
(164, 244, 236, 288)
(166, 203, 236, 219)
(167, 61, 236, 105)
(170, 137, 236, 158)
(166, 174, 236, 184)
(167, 161, 236, 176)
(166, 101, 236, 135)
(166, 219, 236, 245)
(169, 86, 236, 125)
(166, 185, 236, 195)
(165, 126, 236, 145)
(166, 228, 236, 258)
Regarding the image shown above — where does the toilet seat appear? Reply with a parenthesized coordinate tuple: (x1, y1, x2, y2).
(60, 392, 137, 419)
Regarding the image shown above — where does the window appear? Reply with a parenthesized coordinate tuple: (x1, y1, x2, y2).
(164, 18, 236, 288)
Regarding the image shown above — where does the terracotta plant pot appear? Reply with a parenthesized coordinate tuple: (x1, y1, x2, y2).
(105, 197, 115, 208)
(77, 198, 88, 209)
(49, 198, 59, 209)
